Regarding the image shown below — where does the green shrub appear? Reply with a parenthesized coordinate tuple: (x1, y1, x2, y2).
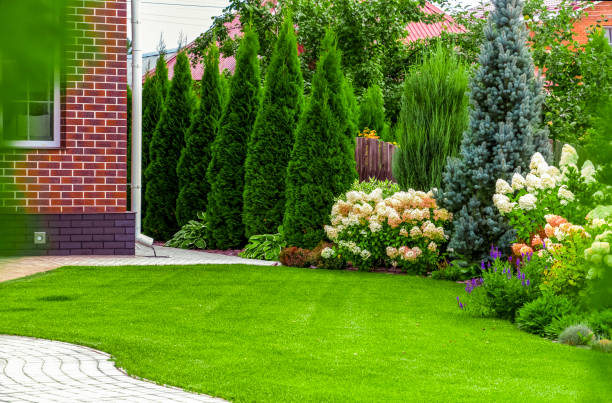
(588, 309, 612, 339)
(239, 231, 286, 261)
(347, 178, 400, 199)
(431, 259, 479, 281)
(558, 324, 594, 346)
(279, 246, 311, 268)
(165, 212, 207, 250)
(516, 293, 577, 336)
(243, 15, 304, 238)
(308, 242, 347, 270)
(358, 84, 386, 138)
(392, 44, 468, 192)
(544, 314, 588, 340)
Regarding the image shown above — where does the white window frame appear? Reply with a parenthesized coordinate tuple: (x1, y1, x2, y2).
(605, 27, 612, 48)
(0, 61, 61, 149)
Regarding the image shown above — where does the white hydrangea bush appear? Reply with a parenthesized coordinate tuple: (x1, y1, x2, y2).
(492, 144, 606, 242)
(324, 188, 452, 272)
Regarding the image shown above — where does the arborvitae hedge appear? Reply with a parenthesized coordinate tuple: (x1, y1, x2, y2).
(437, 0, 551, 260)
(141, 53, 168, 221)
(176, 44, 223, 226)
(206, 27, 261, 249)
(243, 16, 304, 238)
(358, 84, 385, 134)
(143, 51, 193, 240)
(283, 31, 357, 248)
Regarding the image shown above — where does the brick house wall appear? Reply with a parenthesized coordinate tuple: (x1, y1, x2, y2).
(0, 0, 134, 256)
(572, 1, 612, 44)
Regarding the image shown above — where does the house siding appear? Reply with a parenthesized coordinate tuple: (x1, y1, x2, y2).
(0, 0, 133, 256)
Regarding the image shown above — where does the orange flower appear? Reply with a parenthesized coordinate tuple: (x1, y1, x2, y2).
(512, 243, 528, 256)
(531, 235, 543, 248)
(546, 215, 568, 227)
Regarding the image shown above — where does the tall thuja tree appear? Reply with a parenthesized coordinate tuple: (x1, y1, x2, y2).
(176, 44, 223, 226)
(358, 84, 385, 134)
(437, 0, 551, 260)
(141, 52, 168, 221)
(206, 27, 260, 249)
(243, 15, 304, 238)
(144, 51, 193, 240)
(283, 31, 357, 248)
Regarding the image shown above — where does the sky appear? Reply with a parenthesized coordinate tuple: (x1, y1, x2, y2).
(127, 0, 485, 54)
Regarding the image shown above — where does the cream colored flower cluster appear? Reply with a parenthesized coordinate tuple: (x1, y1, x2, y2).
(386, 246, 422, 262)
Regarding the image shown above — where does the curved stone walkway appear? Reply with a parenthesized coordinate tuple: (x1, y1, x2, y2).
(0, 335, 227, 402)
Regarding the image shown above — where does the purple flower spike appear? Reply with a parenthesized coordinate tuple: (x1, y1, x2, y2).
(481, 261, 486, 271)
(459, 302, 464, 309)
(542, 240, 546, 249)
(522, 280, 525, 287)
(526, 279, 530, 286)
(509, 256, 513, 262)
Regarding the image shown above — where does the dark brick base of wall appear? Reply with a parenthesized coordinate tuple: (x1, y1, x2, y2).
(0, 213, 135, 256)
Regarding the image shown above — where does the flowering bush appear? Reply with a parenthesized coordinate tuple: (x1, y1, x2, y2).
(493, 144, 606, 242)
(324, 188, 452, 272)
(358, 127, 379, 139)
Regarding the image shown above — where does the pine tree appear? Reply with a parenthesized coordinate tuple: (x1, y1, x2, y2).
(144, 51, 193, 240)
(358, 84, 385, 134)
(176, 44, 223, 226)
(437, 0, 551, 260)
(283, 31, 357, 248)
(141, 52, 168, 222)
(206, 27, 261, 249)
(243, 16, 304, 238)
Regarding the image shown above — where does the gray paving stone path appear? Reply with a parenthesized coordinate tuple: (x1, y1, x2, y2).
(0, 335, 228, 403)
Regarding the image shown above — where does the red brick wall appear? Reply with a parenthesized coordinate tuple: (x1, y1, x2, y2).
(1, 0, 128, 214)
(573, 1, 612, 44)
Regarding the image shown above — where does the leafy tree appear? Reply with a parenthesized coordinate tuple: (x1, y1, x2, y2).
(243, 16, 304, 238)
(176, 44, 223, 226)
(143, 51, 193, 240)
(206, 27, 261, 249)
(393, 45, 468, 191)
(358, 84, 386, 137)
(437, 0, 550, 261)
(283, 31, 356, 248)
(141, 49, 169, 218)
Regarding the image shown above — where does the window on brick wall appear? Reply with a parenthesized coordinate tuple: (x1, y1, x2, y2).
(0, 58, 60, 148)
(606, 27, 612, 47)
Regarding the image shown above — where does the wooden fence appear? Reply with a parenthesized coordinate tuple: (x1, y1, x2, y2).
(354, 137, 397, 182)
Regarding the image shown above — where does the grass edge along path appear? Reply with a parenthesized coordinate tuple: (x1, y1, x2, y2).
(0, 264, 610, 402)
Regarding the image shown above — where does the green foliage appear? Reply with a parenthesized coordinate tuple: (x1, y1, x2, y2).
(393, 45, 468, 191)
(239, 231, 286, 261)
(348, 178, 400, 199)
(516, 293, 577, 336)
(144, 51, 193, 240)
(558, 324, 594, 346)
(283, 31, 357, 248)
(141, 52, 168, 218)
(544, 314, 588, 340)
(438, 0, 551, 260)
(358, 84, 386, 136)
(243, 15, 304, 238)
(587, 310, 612, 339)
(592, 338, 612, 353)
(431, 259, 479, 281)
(165, 211, 207, 250)
(206, 27, 261, 249)
(176, 44, 223, 226)
(583, 98, 612, 187)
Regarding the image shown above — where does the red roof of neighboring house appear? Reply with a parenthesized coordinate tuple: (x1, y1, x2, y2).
(161, 2, 462, 81)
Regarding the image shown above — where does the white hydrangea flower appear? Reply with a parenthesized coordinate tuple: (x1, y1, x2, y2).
(518, 193, 538, 211)
(593, 190, 604, 201)
(580, 160, 596, 183)
(493, 194, 515, 214)
(427, 241, 437, 252)
(525, 173, 542, 191)
(346, 191, 366, 203)
(540, 173, 556, 189)
(529, 152, 546, 171)
(324, 225, 338, 241)
(558, 185, 575, 203)
(366, 188, 384, 203)
(368, 221, 382, 233)
(511, 173, 526, 190)
(321, 247, 334, 259)
(559, 144, 579, 168)
(495, 179, 513, 194)
(360, 249, 371, 260)
(546, 165, 562, 180)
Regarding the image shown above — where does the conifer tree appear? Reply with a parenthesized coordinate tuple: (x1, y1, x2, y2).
(437, 0, 551, 260)
(141, 51, 168, 221)
(206, 27, 261, 249)
(283, 31, 357, 248)
(144, 51, 193, 240)
(176, 44, 223, 226)
(243, 16, 304, 238)
(358, 84, 385, 134)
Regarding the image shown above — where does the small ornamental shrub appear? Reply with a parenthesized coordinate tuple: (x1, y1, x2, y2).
(431, 259, 479, 281)
(437, 0, 551, 261)
(308, 242, 347, 270)
(239, 231, 286, 261)
(347, 178, 400, 200)
(165, 212, 207, 250)
(544, 314, 588, 340)
(592, 338, 612, 353)
(516, 293, 577, 336)
(588, 310, 612, 339)
(324, 188, 452, 273)
(558, 324, 594, 346)
(279, 246, 311, 268)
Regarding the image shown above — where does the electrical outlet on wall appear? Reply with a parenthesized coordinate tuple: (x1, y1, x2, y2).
(34, 232, 46, 244)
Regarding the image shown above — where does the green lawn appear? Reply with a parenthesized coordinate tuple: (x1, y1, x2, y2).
(0, 265, 610, 402)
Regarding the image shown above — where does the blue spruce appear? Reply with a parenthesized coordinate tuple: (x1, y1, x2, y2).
(437, 0, 550, 260)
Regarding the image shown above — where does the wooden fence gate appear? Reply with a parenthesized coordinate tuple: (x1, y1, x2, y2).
(354, 137, 397, 182)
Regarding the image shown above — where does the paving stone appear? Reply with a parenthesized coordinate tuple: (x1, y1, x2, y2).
(0, 335, 227, 403)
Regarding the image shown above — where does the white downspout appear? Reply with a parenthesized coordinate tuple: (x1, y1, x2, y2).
(131, 0, 153, 247)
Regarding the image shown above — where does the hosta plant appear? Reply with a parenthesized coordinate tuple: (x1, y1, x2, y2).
(239, 230, 286, 261)
(324, 188, 452, 273)
(165, 211, 207, 249)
